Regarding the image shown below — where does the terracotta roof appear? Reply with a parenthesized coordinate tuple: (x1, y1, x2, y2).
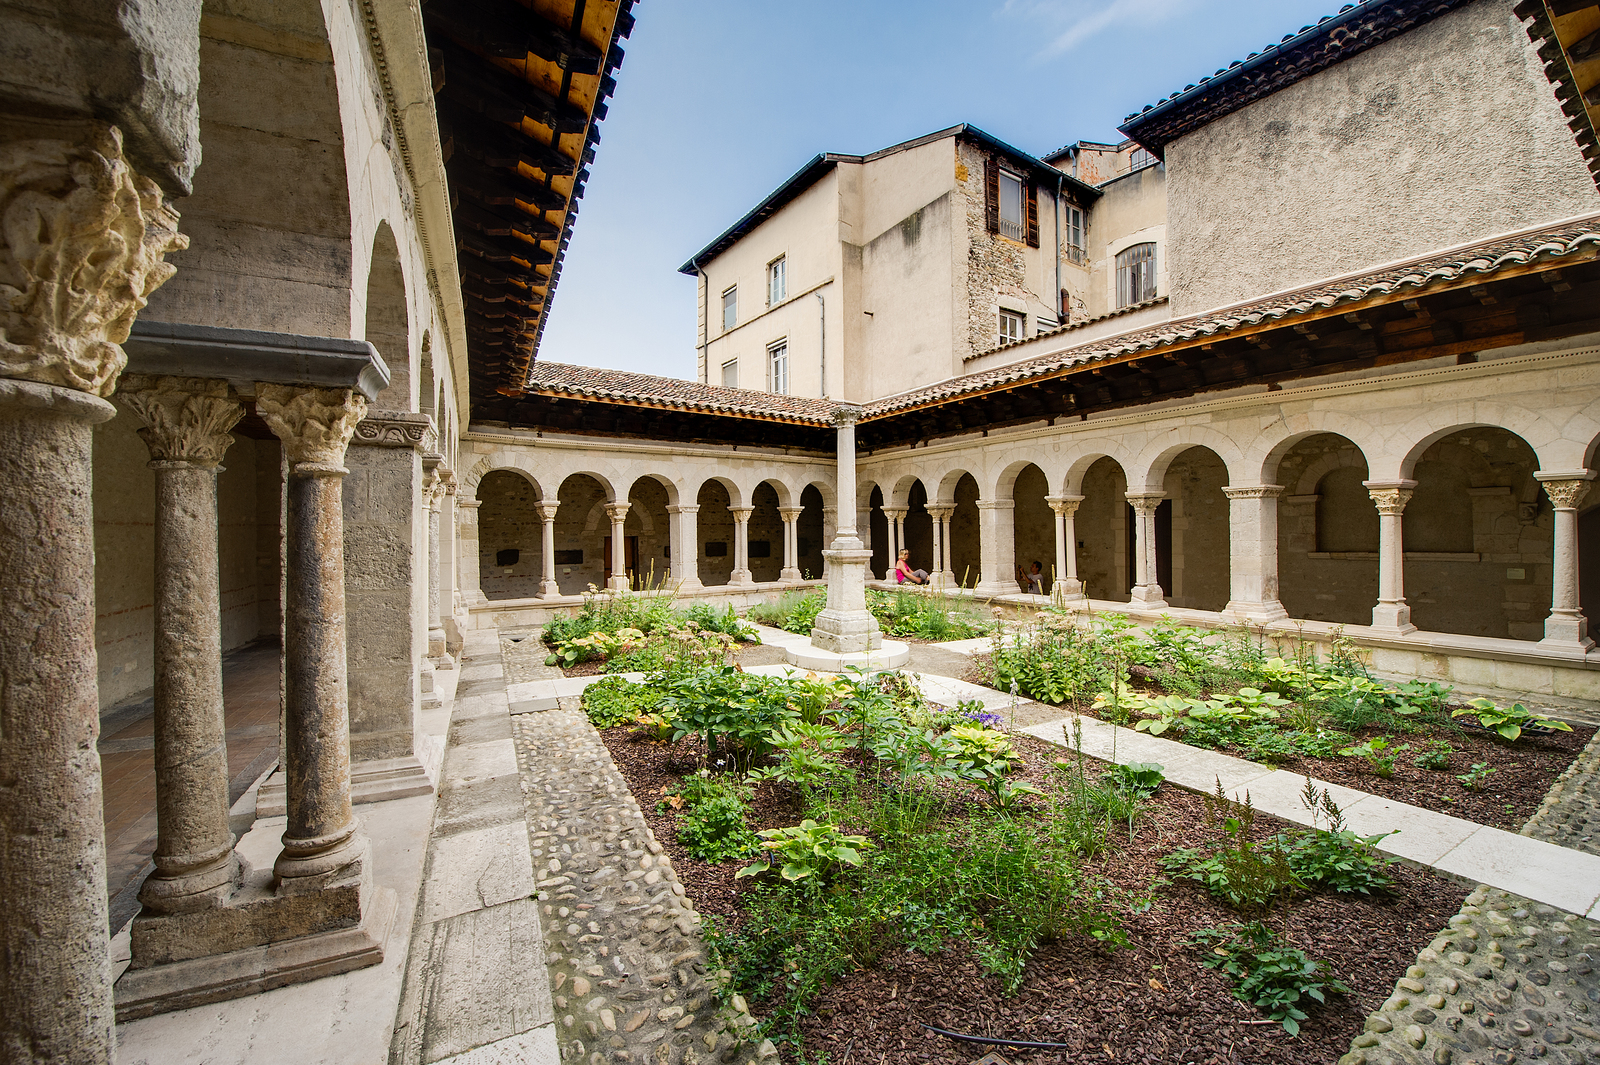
(524, 361, 840, 424)
(963, 296, 1170, 362)
(1120, 0, 1473, 155)
(862, 215, 1600, 417)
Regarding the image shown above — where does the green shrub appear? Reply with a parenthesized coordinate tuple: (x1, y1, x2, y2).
(580, 674, 662, 728)
(1191, 921, 1349, 1035)
(1452, 698, 1572, 742)
(1163, 784, 1301, 915)
(1278, 781, 1394, 895)
(660, 665, 798, 771)
(678, 601, 758, 641)
(679, 794, 760, 863)
(1338, 736, 1409, 778)
(1414, 739, 1453, 770)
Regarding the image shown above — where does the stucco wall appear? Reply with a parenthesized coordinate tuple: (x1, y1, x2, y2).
(1083, 165, 1167, 319)
(1163, 0, 1600, 316)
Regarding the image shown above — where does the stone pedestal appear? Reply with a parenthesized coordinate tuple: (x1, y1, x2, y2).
(1536, 471, 1595, 651)
(1046, 495, 1086, 601)
(1365, 480, 1417, 633)
(809, 408, 884, 653)
(1221, 485, 1289, 623)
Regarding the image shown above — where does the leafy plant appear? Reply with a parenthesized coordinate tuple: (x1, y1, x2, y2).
(545, 626, 645, 667)
(580, 674, 662, 728)
(678, 795, 760, 863)
(1191, 921, 1350, 1034)
(750, 720, 850, 792)
(1452, 698, 1572, 742)
(737, 820, 871, 882)
(1414, 739, 1453, 771)
(660, 665, 797, 771)
(1101, 691, 1195, 736)
(1279, 779, 1394, 895)
(1456, 761, 1498, 790)
(1338, 736, 1409, 778)
(678, 600, 758, 641)
(1107, 762, 1165, 799)
(1163, 782, 1301, 915)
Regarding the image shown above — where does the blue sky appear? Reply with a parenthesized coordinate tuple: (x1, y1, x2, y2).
(538, 0, 1340, 379)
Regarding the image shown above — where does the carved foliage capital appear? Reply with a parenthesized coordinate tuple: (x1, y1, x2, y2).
(1367, 487, 1413, 515)
(1125, 492, 1166, 516)
(728, 506, 754, 522)
(603, 501, 632, 522)
(256, 385, 367, 468)
(925, 505, 955, 520)
(777, 507, 805, 521)
(119, 374, 242, 467)
(0, 125, 189, 397)
(1541, 479, 1592, 510)
(1046, 495, 1084, 518)
(534, 502, 561, 522)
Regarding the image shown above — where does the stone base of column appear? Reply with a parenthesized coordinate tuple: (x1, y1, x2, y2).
(255, 740, 443, 817)
(115, 858, 396, 1022)
(1222, 599, 1289, 625)
(972, 579, 1015, 598)
(673, 576, 704, 593)
(810, 608, 884, 653)
(811, 542, 884, 653)
(780, 567, 803, 582)
(1539, 611, 1595, 652)
(1129, 585, 1168, 607)
(428, 626, 454, 670)
(729, 569, 755, 587)
(1370, 602, 1416, 634)
(1050, 578, 1086, 603)
(538, 579, 562, 598)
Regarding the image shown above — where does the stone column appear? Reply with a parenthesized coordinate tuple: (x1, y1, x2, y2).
(820, 505, 838, 579)
(972, 499, 1016, 597)
(779, 506, 804, 581)
(256, 386, 371, 888)
(666, 503, 704, 591)
(812, 408, 884, 652)
(1221, 485, 1288, 623)
(729, 505, 755, 585)
(1126, 492, 1168, 607)
(536, 501, 562, 597)
(1535, 471, 1596, 650)
(881, 505, 906, 578)
(422, 454, 451, 666)
(439, 473, 462, 657)
(1046, 495, 1085, 600)
(605, 500, 631, 591)
(0, 123, 186, 1062)
(119, 377, 244, 914)
(927, 505, 956, 588)
(457, 499, 484, 605)
(1364, 480, 1417, 633)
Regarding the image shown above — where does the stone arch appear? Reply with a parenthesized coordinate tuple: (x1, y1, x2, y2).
(1273, 433, 1376, 627)
(934, 467, 977, 504)
(1063, 447, 1136, 496)
(695, 475, 744, 510)
(946, 472, 981, 586)
(1131, 428, 1244, 493)
(1008, 462, 1053, 594)
(755, 477, 793, 509)
(556, 469, 619, 502)
(797, 483, 827, 579)
(363, 221, 411, 412)
(800, 479, 837, 510)
(466, 456, 542, 501)
(1384, 403, 1580, 480)
(1158, 445, 1230, 611)
(889, 472, 922, 508)
(477, 469, 545, 600)
(1255, 417, 1377, 487)
(992, 458, 1042, 501)
(1076, 455, 1130, 602)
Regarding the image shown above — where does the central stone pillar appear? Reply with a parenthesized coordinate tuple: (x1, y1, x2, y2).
(1126, 492, 1168, 606)
(119, 376, 244, 913)
(927, 504, 955, 588)
(1535, 471, 1595, 651)
(1365, 479, 1417, 633)
(423, 453, 452, 668)
(536, 500, 562, 597)
(605, 500, 631, 591)
(810, 407, 886, 654)
(1222, 485, 1289, 623)
(457, 498, 484, 605)
(666, 503, 704, 591)
(1046, 495, 1086, 601)
(972, 499, 1016, 597)
(779, 506, 804, 581)
(729, 505, 755, 585)
(0, 123, 187, 1062)
(882, 505, 907, 577)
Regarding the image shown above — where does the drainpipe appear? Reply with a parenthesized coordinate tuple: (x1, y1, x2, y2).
(1054, 174, 1064, 326)
(816, 291, 827, 398)
(700, 267, 709, 382)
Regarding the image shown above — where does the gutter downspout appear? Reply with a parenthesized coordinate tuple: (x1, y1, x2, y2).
(1054, 174, 1064, 327)
(699, 267, 709, 382)
(817, 291, 827, 398)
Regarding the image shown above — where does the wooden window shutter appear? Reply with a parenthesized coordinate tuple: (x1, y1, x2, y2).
(1024, 176, 1040, 247)
(984, 156, 999, 235)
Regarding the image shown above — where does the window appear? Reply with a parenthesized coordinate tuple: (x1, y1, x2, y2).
(998, 309, 1024, 344)
(1065, 204, 1085, 265)
(768, 340, 789, 394)
(721, 286, 736, 331)
(768, 256, 786, 305)
(1128, 146, 1156, 171)
(998, 170, 1025, 242)
(721, 359, 738, 388)
(1115, 243, 1157, 307)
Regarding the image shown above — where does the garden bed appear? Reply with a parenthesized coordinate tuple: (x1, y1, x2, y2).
(598, 722, 1470, 1065)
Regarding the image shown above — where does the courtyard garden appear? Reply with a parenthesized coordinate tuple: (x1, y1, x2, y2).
(579, 653, 1478, 1064)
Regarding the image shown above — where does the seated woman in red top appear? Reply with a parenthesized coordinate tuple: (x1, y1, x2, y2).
(895, 549, 929, 585)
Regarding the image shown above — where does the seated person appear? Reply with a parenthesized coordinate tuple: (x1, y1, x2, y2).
(895, 549, 929, 585)
(1027, 560, 1044, 595)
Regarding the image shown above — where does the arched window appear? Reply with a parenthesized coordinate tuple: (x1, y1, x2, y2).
(1115, 243, 1157, 308)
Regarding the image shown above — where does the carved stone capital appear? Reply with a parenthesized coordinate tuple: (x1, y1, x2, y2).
(534, 502, 561, 523)
(880, 506, 909, 520)
(603, 501, 632, 523)
(1539, 478, 1593, 510)
(351, 412, 431, 449)
(1363, 480, 1416, 516)
(1126, 492, 1166, 516)
(1221, 484, 1284, 501)
(778, 507, 805, 522)
(665, 504, 699, 516)
(728, 506, 754, 523)
(256, 385, 367, 470)
(0, 124, 189, 397)
(831, 405, 861, 427)
(118, 374, 243, 467)
(925, 505, 955, 521)
(1046, 494, 1084, 517)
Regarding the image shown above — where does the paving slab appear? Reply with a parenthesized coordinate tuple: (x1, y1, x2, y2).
(410, 898, 552, 1063)
(435, 1027, 559, 1065)
(419, 822, 537, 925)
(929, 637, 992, 656)
(1429, 828, 1600, 917)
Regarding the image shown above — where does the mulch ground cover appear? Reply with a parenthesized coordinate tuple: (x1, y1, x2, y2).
(962, 655, 1593, 830)
(599, 726, 1472, 1065)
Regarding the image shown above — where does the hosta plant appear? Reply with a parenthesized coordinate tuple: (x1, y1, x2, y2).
(1452, 698, 1571, 742)
(736, 820, 871, 882)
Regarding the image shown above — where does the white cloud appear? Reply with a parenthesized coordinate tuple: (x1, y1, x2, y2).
(1013, 0, 1199, 60)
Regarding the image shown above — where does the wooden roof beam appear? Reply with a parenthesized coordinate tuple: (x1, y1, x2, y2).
(431, 38, 590, 134)
(422, 0, 603, 74)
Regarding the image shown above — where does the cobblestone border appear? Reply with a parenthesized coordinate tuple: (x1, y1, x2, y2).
(1522, 729, 1600, 856)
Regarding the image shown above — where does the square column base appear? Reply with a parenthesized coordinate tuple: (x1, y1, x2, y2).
(972, 580, 1015, 598)
(1540, 611, 1595, 651)
(1129, 585, 1167, 607)
(115, 837, 396, 1021)
(810, 608, 883, 653)
(1222, 600, 1289, 624)
(1371, 602, 1416, 634)
(780, 567, 803, 582)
